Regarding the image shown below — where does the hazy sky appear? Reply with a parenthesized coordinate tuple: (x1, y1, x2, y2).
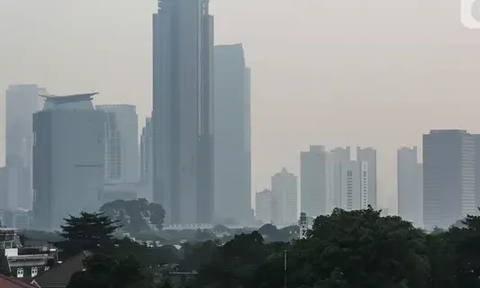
(2, 0, 480, 213)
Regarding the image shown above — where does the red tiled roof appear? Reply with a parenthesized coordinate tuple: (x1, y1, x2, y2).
(0, 274, 39, 288)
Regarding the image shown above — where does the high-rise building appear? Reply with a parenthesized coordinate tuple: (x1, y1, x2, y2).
(33, 93, 105, 230)
(357, 146, 377, 209)
(330, 147, 351, 209)
(397, 147, 423, 227)
(96, 105, 139, 183)
(152, 0, 214, 224)
(213, 44, 251, 224)
(255, 189, 272, 224)
(140, 117, 153, 186)
(423, 130, 476, 230)
(271, 168, 298, 225)
(5, 84, 47, 210)
(338, 160, 369, 211)
(300, 145, 334, 217)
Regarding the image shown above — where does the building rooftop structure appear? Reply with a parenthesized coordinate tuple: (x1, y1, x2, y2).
(39, 93, 98, 111)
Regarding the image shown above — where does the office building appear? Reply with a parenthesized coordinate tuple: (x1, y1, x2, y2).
(300, 145, 334, 217)
(255, 189, 272, 224)
(214, 44, 251, 224)
(357, 146, 377, 209)
(33, 93, 105, 230)
(397, 147, 423, 227)
(423, 130, 476, 230)
(271, 168, 298, 225)
(152, 0, 214, 224)
(4, 84, 47, 210)
(96, 105, 139, 183)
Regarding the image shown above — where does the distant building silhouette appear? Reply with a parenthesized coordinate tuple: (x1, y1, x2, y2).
(96, 105, 139, 183)
(32, 93, 105, 230)
(152, 0, 214, 224)
(4, 84, 47, 210)
(140, 116, 153, 200)
(357, 146, 377, 209)
(255, 189, 272, 224)
(397, 146, 423, 227)
(423, 130, 476, 230)
(271, 168, 298, 225)
(213, 44, 252, 224)
(300, 145, 333, 217)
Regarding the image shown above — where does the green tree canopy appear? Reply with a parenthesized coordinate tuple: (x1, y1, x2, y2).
(58, 211, 121, 258)
(67, 254, 154, 288)
(100, 198, 165, 235)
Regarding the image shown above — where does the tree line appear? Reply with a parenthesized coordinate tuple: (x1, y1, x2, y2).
(57, 207, 480, 287)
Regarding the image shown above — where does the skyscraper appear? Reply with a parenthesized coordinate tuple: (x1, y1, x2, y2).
(300, 145, 334, 217)
(423, 130, 476, 230)
(255, 189, 272, 224)
(140, 117, 153, 187)
(397, 147, 423, 227)
(213, 44, 251, 224)
(152, 0, 214, 224)
(338, 160, 369, 211)
(271, 168, 298, 225)
(357, 146, 377, 209)
(96, 105, 139, 183)
(330, 147, 351, 209)
(5, 84, 47, 210)
(33, 93, 105, 230)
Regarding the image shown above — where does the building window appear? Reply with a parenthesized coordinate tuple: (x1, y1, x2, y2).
(17, 268, 24, 278)
(31, 267, 38, 277)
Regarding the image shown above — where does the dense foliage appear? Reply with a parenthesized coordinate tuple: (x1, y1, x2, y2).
(58, 211, 121, 257)
(100, 198, 166, 235)
(61, 207, 480, 288)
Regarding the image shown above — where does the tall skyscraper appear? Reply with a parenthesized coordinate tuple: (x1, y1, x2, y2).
(423, 130, 476, 230)
(271, 168, 298, 225)
(140, 117, 153, 187)
(33, 93, 105, 230)
(357, 146, 377, 209)
(5, 84, 47, 210)
(338, 160, 369, 211)
(397, 147, 423, 227)
(300, 145, 334, 217)
(96, 105, 139, 183)
(213, 44, 251, 224)
(331, 147, 351, 209)
(152, 0, 214, 224)
(255, 189, 272, 224)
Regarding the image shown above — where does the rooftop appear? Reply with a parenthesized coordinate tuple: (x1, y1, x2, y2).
(39, 93, 98, 111)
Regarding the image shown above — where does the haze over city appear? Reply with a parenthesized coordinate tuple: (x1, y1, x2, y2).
(2, 0, 480, 215)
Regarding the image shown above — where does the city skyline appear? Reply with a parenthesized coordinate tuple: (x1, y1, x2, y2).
(3, 0, 480, 214)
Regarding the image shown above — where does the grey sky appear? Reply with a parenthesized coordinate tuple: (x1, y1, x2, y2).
(1, 0, 480, 213)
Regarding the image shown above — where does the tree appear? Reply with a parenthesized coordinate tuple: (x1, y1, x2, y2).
(58, 211, 121, 257)
(67, 254, 154, 288)
(100, 198, 165, 235)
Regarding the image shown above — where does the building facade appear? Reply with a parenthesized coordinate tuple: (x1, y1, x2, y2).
(213, 44, 251, 224)
(338, 160, 369, 211)
(140, 117, 153, 200)
(96, 105, 139, 184)
(153, 0, 214, 224)
(300, 145, 334, 217)
(271, 168, 298, 225)
(4, 84, 47, 210)
(32, 94, 105, 230)
(255, 189, 272, 224)
(357, 146, 377, 209)
(423, 130, 476, 230)
(397, 147, 423, 227)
